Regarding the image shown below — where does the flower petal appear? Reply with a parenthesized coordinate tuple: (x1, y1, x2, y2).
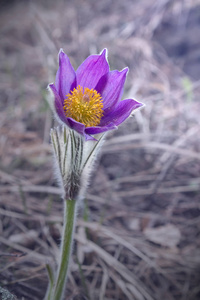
(49, 83, 68, 124)
(67, 118, 97, 140)
(76, 49, 109, 89)
(55, 49, 76, 103)
(66, 118, 87, 136)
(100, 99, 144, 126)
(95, 68, 128, 112)
(85, 122, 117, 135)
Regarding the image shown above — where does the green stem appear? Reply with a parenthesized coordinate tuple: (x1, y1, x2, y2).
(51, 198, 77, 300)
(45, 263, 54, 300)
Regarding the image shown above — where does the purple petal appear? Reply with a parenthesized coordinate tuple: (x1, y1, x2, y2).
(100, 99, 144, 126)
(66, 118, 96, 140)
(55, 49, 76, 103)
(66, 118, 87, 136)
(49, 83, 68, 124)
(76, 49, 109, 89)
(85, 122, 117, 135)
(95, 68, 128, 112)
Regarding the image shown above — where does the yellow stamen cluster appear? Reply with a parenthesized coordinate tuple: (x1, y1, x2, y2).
(63, 85, 103, 127)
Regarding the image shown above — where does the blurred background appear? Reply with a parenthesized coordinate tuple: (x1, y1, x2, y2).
(0, 0, 200, 299)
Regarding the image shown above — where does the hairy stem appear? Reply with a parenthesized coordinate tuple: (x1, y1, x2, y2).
(51, 198, 77, 300)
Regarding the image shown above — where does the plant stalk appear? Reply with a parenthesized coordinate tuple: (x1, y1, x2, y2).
(51, 198, 77, 300)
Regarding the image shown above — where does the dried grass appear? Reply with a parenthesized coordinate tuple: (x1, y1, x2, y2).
(0, 0, 200, 299)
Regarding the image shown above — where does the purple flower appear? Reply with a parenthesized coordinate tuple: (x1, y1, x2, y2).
(49, 49, 143, 140)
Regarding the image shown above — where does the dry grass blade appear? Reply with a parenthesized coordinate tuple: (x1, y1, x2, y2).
(0, 237, 50, 263)
(78, 220, 157, 269)
(117, 184, 200, 197)
(75, 233, 154, 300)
(104, 141, 200, 160)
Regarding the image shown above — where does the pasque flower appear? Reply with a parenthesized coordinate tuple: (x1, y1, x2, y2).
(49, 49, 143, 140)
(45, 49, 145, 300)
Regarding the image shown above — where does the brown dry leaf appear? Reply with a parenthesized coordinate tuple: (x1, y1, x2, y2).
(144, 224, 181, 248)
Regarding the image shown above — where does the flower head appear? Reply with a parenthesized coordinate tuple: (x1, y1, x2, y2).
(49, 49, 143, 140)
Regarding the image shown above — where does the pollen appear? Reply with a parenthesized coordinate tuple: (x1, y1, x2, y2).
(63, 85, 104, 127)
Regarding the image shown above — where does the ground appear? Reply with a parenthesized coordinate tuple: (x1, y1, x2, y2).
(0, 0, 200, 299)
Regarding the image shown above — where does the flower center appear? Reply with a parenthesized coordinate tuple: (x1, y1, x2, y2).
(63, 85, 103, 127)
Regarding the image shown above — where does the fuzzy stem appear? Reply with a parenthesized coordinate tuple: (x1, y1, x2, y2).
(51, 198, 77, 300)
